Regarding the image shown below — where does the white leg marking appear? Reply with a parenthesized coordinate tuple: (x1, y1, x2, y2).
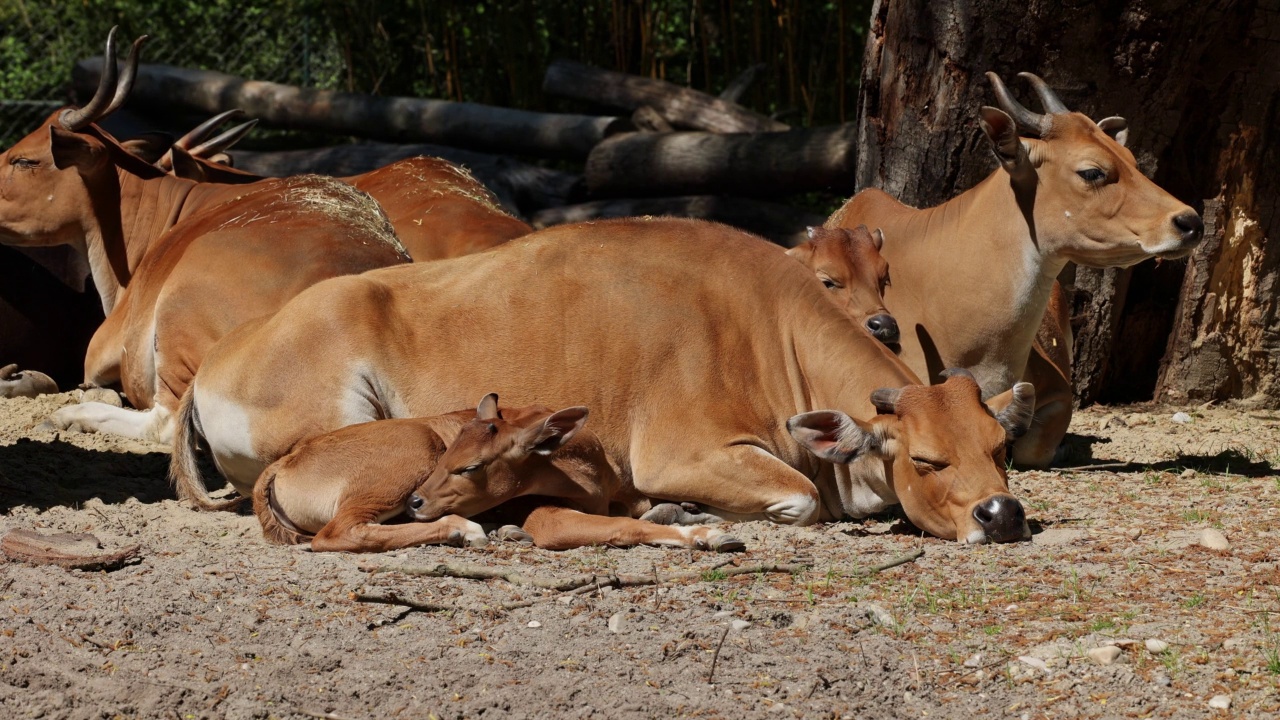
(40, 403, 173, 443)
(764, 493, 820, 526)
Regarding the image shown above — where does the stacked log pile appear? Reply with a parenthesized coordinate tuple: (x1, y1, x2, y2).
(75, 58, 854, 247)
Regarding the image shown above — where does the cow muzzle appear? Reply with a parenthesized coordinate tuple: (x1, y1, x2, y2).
(970, 494, 1029, 544)
(865, 313, 900, 345)
(405, 492, 444, 521)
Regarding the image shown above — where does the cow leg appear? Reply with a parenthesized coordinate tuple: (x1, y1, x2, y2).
(38, 403, 174, 443)
(310, 515, 488, 553)
(1012, 397, 1072, 469)
(0, 364, 58, 399)
(633, 445, 821, 526)
(520, 504, 744, 551)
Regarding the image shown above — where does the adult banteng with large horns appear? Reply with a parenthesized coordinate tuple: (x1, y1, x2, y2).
(827, 72, 1203, 467)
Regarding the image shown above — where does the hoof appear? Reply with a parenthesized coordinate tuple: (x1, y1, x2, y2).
(640, 503, 684, 525)
(710, 534, 746, 552)
(492, 525, 534, 544)
(80, 387, 123, 408)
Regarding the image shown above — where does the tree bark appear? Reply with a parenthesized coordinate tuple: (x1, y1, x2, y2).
(543, 60, 787, 134)
(75, 60, 622, 160)
(855, 0, 1277, 406)
(230, 143, 583, 216)
(585, 125, 858, 198)
(530, 196, 826, 247)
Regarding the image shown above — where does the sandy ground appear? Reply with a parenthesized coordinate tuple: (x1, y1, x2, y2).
(1, 391, 1278, 719)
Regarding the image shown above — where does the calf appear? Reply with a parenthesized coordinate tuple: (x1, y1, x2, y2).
(788, 225, 1073, 468)
(251, 394, 739, 552)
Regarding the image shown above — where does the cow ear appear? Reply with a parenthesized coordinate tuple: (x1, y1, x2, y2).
(49, 127, 107, 171)
(168, 146, 210, 181)
(476, 393, 500, 421)
(785, 240, 815, 265)
(984, 382, 1036, 442)
(978, 107, 1030, 173)
(1097, 116, 1129, 147)
(521, 407, 589, 455)
(787, 410, 884, 464)
(119, 131, 173, 163)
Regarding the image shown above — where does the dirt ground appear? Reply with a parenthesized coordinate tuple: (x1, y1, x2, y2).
(1, 391, 1278, 719)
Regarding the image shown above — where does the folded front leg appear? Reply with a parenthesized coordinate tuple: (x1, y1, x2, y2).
(521, 504, 744, 551)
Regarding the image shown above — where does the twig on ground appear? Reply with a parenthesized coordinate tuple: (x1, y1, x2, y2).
(296, 709, 358, 720)
(1060, 461, 1134, 472)
(351, 591, 456, 614)
(707, 624, 732, 684)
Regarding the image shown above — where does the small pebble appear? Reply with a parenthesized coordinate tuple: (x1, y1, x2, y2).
(1199, 528, 1230, 551)
(1145, 639, 1169, 653)
(713, 610, 734, 618)
(963, 653, 983, 668)
(731, 619, 752, 631)
(1127, 527, 1143, 540)
(1180, 469, 1196, 479)
(1087, 646, 1122, 665)
(1208, 695, 1231, 710)
(607, 612, 626, 634)
(527, 621, 542, 628)
(1172, 411, 1192, 424)
(863, 604, 894, 627)
(1017, 656, 1049, 673)
(1153, 673, 1172, 687)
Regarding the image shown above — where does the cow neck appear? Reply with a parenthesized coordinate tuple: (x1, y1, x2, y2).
(85, 168, 199, 313)
(788, 303, 918, 520)
(885, 172, 1066, 394)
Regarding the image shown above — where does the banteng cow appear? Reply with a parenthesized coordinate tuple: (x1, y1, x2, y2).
(0, 29, 408, 441)
(826, 72, 1201, 467)
(172, 218, 1035, 543)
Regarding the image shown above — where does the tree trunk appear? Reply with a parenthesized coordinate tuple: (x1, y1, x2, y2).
(586, 125, 858, 198)
(530, 196, 826, 247)
(856, 0, 1277, 406)
(230, 143, 583, 216)
(543, 60, 787, 133)
(75, 60, 622, 160)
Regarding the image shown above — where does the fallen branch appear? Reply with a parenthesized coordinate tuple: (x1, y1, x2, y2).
(1, 529, 141, 572)
(1059, 461, 1135, 472)
(707, 624, 732, 683)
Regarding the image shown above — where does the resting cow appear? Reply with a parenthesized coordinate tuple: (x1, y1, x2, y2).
(173, 218, 1035, 543)
(826, 72, 1202, 467)
(0, 29, 409, 441)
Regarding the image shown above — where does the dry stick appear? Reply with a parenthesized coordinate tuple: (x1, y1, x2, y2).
(1060, 461, 1135, 472)
(295, 709, 358, 720)
(707, 624, 732, 684)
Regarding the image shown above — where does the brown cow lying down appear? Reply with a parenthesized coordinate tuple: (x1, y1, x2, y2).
(173, 218, 1035, 544)
(787, 225, 1074, 468)
(250, 393, 742, 553)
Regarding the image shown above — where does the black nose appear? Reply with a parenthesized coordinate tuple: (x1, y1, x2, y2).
(865, 313, 900, 344)
(972, 495, 1027, 543)
(1173, 211, 1204, 245)
(408, 494, 425, 511)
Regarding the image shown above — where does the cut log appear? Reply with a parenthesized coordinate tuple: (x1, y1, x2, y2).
(530, 196, 826, 247)
(75, 59, 621, 160)
(543, 59, 787, 134)
(630, 106, 674, 133)
(230, 142, 583, 216)
(1, 529, 140, 571)
(585, 125, 857, 198)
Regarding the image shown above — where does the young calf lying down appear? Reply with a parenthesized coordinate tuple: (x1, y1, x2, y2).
(253, 394, 743, 553)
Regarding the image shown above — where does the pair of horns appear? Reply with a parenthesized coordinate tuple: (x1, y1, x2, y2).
(157, 109, 259, 170)
(870, 368, 976, 414)
(985, 71, 1070, 138)
(60, 26, 148, 131)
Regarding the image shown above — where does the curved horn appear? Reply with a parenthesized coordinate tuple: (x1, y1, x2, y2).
(1016, 72, 1069, 114)
(60, 27, 121, 130)
(102, 34, 149, 117)
(939, 367, 977, 382)
(869, 388, 901, 414)
(190, 119, 258, 157)
(173, 109, 245, 151)
(985, 72, 1050, 137)
(995, 382, 1036, 442)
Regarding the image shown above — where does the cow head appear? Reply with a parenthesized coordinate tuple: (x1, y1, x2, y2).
(0, 28, 160, 251)
(980, 72, 1202, 268)
(788, 371, 1034, 543)
(405, 393, 590, 521)
(787, 225, 898, 346)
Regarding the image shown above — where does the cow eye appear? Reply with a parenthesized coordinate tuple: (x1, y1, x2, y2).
(910, 457, 948, 473)
(1076, 167, 1106, 183)
(455, 463, 483, 475)
(10, 158, 37, 169)
(821, 277, 840, 290)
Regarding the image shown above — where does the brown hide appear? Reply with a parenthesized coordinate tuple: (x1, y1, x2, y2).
(185, 219, 1028, 541)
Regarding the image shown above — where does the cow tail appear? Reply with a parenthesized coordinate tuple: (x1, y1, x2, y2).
(252, 467, 314, 546)
(169, 383, 244, 511)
